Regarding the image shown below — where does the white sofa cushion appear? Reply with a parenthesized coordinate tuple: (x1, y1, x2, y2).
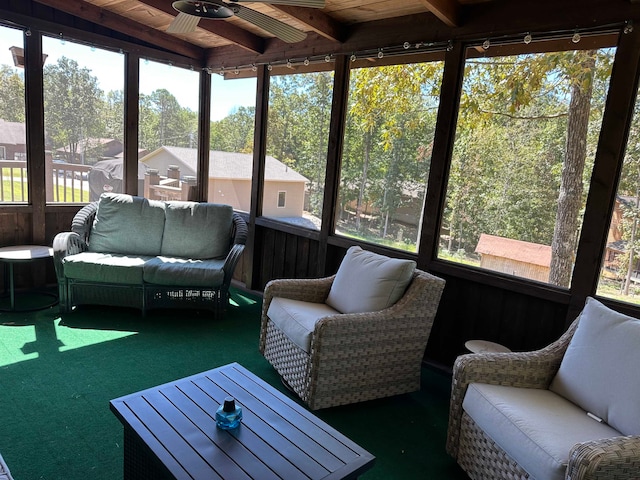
(549, 297, 640, 435)
(267, 297, 340, 353)
(463, 383, 621, 480)
(325, 246, 416, 314)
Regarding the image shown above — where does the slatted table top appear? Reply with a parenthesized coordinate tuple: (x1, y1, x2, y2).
(110, 363, 375, 480)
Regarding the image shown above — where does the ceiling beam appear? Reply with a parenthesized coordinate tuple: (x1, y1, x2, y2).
(269, 5, 347, 43)
(420, 0, 460, 27)
(138, 0, 265, 54)
(31, 0, 204, 60)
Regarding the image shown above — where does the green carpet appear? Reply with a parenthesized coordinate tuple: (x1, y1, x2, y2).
(0, 288, 468, 479)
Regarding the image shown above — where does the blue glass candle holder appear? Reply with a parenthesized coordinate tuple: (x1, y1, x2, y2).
(215, 396, 242, 430)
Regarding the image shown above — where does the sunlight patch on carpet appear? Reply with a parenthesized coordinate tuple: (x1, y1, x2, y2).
(0, 318, 136, 367)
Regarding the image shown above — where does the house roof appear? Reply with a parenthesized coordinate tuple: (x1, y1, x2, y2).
(0, 120, 25, 146)
(55, 138, 122, 155)
(142, 146, 308, 183)
(475, 233, 552, 267)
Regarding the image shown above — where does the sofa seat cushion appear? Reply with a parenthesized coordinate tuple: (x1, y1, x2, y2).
(143, 256, 225, 287)
(63, 252, 152, 284)
(549, 297, 640, 435)
(89, 193, 166, 256)
(326, 246, 416, 314)
(463, 383, 621, 480)
(161, 202, 233, 259)
(267, 297, 340, 353)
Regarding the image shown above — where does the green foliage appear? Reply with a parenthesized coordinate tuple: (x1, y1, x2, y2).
(139, 89, 197, 151)
(0, 65, 25, 122)
(210, 106, 255, 153)
(44, 57, 104, 163)
(444, 48, 614, 280)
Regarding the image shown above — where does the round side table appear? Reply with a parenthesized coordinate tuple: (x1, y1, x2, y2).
(465, 339, 512, 354)
(0, 245, 58, 312)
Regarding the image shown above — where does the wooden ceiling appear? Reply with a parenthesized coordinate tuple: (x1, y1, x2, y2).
(23, 0, 640, 70)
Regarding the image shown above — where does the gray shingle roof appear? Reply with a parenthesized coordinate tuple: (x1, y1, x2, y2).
(0, 120, 26, 146)
(153, 146, 308, 182)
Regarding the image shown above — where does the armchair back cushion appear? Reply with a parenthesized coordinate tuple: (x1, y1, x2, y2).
(549, 297, 640, 435)
(88, 193, 166, 256)
(326, 246, 416, 314)
(161, 202, 233, 259)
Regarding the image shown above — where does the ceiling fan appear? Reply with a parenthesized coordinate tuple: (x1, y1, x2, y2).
(167, 0, 325, 43)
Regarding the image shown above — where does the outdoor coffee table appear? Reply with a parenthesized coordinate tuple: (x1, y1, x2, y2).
(110, 362, 375, 479)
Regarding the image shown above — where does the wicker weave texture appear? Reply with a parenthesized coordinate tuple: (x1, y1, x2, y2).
(447, 316, 640, 480)
(260, 269, 446, 410)
(458, 411, 530, 480)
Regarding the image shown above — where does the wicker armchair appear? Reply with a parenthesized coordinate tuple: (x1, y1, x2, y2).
(446, 308, 640, 480)
(259, 267, 446, 410)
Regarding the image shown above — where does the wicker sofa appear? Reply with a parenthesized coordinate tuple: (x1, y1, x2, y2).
(260, 246, 446, 410)
(53, 193, 247, 317)
(447, 297, 640, 480)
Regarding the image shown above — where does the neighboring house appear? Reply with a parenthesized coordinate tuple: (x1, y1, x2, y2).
(0, 119, 53, 162)
(475, 233, 552, 283)
(0, 119, 27, 160)
(57, 138, 123, 164)
(140, 146, 308, 217)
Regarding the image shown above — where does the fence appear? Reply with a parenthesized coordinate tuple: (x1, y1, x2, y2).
(0, 160, 195, 203)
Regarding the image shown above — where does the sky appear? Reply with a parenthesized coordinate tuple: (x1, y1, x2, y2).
(0, 25, 256, 121)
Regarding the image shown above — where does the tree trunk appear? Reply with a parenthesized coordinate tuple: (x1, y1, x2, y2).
(356, 132, 371, 231)
(623, 183, 640, 295)
(549, 50, 596, 287)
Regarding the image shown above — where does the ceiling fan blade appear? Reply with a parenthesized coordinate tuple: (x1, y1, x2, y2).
(233, 0, 325, 7)
(231, 4, 307, 43)
(167, 12, 201, 34)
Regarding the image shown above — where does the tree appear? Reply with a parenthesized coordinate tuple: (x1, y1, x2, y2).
(549, 50, 597, 286)
(446, 48, 613, 286)
(139, 89, 197, 151)
(43, 56, 103, 163)
(0, 65, 25, 122)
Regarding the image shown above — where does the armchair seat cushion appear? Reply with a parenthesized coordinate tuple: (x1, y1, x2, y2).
(267, 297, 340, 353)
(463, 383, 621, 480)
(142, 257, 225, 287)
(63, 252, 152, 284)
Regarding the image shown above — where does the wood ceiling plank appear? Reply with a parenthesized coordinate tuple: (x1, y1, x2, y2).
(134, 0, 265, 54)
(270, 5, 347, 42)
(420, 0, 460, 27)
(32, 0, 205, 59)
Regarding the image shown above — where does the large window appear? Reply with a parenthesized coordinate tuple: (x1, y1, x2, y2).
(438, 43, 615, 287)
(263, 71, 333, 229)
(0, 26, 27, 203)
(208, 74, 257, 212)
(42, 34, 124, 203)
(336, 61, 444, 251)
(597, 80, 640, 305)
(138, 59, 199, 201)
